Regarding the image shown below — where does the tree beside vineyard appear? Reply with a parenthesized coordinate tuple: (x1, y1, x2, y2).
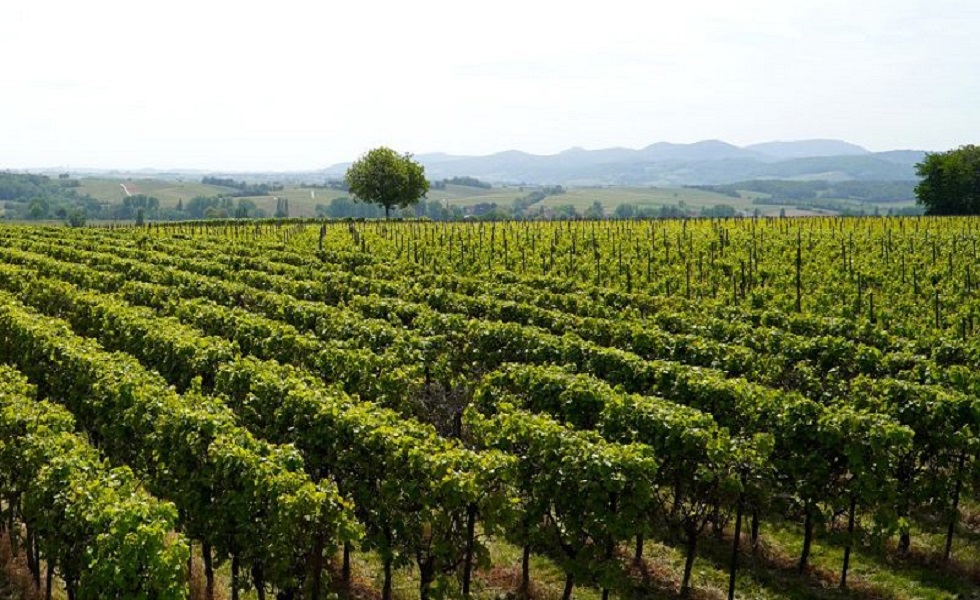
(344, 147, 429, 219)
(915, 144, 980, 215)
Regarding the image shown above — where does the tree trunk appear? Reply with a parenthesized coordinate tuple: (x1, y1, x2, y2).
(681, 525, 698, 599)
(382, 555, 393, 600)
(32, 534, 40, 588)
(202, 541, 215, 600)
(670, 481, 684, 523)
(418, 558, 435, 600)
(187, 541, 193, 587)
(252, 564, 266, 600)
(342, 541, 352, 585)
(945, 457, 965, 562)
(728, 493, 744, 600)
(23, 527, 39, 588)
(898, 530, 911, 556)
(634, 532, 644, 563)
(63, 569, 77, 600)
(231, 555, 240, 600)
(561, 572, 574, 600)
(23, 526, 35, 585)
(750, 509, 760, 552)
(600, 495, 616, 600)
(798, 507, 814, 574)
(462, 503, 477, 598)
(45, 560, 53, 600)
(311, 533, 325, 600)
(520, 544, 531, 599)
(897, 500, 911, 556)
(840, 496, 856, 590)
(6, 497, 15, 555)
(452, 411, 463, 439)
(712, 503, 724, 539)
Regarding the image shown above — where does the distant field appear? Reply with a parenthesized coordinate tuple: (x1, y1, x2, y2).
(72, 178, 918, 218)
(537, 186, 763, 209)
(264, 186, 917, 218)
(76, 178, 236, 208)
(427, 185, 518, 206)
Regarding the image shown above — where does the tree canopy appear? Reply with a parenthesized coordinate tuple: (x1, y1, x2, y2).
(915, 145, 980, 215)
(344, 147, 429, 218)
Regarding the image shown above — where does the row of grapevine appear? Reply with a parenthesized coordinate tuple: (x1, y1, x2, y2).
(0, 232, 765, 597)
(0, 252, 713, 597)
(2, 221, 979, 599)
(0, 291, 359, 599)
(0, 238, 920, 592)
(0, 365, 187, 599)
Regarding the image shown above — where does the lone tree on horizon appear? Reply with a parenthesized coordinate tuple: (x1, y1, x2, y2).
(915, 145, 980, 215)
(344, 147, 429, 219)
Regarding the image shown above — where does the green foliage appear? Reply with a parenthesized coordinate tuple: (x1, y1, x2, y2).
(201, 176, 283, 196)
(700, 203, 736, 218)
(3, 217, 980, 598)
(694, 179, 917, 203)
(0, 366, 188, 599)
(584, 201, 604, 219)
(466, 406, 657, 593)
(0, 285, 360, 597)
(0, 173, 100, 220)
(549, 203, 579, 219)
(65, 208, 87, 227)
(613, 203, 636, 219)
(430, 176, 492, 190)
(235, 197, 264, 218)
(344, 147, 429, 218)
(184, 195, 268, 220)
(317, 196, 385, 219)
(915, 145, 980, 215)
(275, 197, 290, 218)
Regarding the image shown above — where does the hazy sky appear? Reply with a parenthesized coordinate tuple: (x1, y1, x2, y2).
(2, 0, 979, 171)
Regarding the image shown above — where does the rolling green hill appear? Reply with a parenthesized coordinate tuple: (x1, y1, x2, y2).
(16, 177, 919, 221)
(75, 178, 236, 208)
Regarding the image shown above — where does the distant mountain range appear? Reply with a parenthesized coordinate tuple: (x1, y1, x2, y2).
(323, 139, 927, 186)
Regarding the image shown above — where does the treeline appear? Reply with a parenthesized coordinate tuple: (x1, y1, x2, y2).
(511, 185, 566, 213)
(201, 176, 284, 196)
(0, 168, 291, 223)
(317, 197, 463, 220)
(528, 201, 736, 220)
(602, 202, 736, 219)
(103, 194, 167, 223)
(0, 172, 98, 223)
(429, 176, 492, 190)
(0, 173, 186, 224)
(301, 180, 349, 191)
(109, 195, 275, 222)
(0, 172, 78, 200)
(688, 179, 916, 202)
(314, 199, 740, 222)
(755, 198, 925, 217)
(98, 195, 272, 222)
(181, 196, 271, 219)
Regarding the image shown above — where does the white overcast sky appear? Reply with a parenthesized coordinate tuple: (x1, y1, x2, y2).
(2, 0, 979, 171)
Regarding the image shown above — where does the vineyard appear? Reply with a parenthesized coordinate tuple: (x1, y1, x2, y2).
(1, 217, 980, 600)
